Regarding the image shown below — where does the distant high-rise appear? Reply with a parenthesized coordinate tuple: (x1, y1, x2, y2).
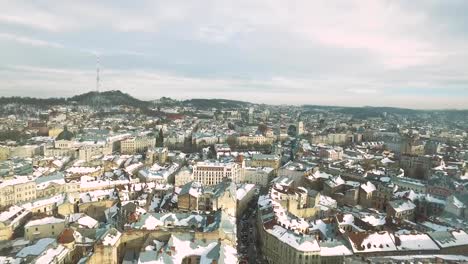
(297, 121, 304, 135)
(248, 107, 254, 124)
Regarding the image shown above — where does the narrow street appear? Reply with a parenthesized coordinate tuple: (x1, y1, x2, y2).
(237, 196, 263, 264)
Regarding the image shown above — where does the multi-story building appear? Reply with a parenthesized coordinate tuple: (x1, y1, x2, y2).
(120, 135, 156, 154)
(237, 135, 274, 146)
(247, 154, 281, 170)
(174, 166, 193, 187)
(0, 206, 31, 240)
(319, 147, 343, 161)
(88, 228, 121, 264)
(145, 147, 168, 165)
(79, 143, 112, 162)
(387, 200, 416, 221)
(24, 216, 66, 241)
(193, 161, 242, 185)
(0, 146, 10, 161)
(243, 167, 274, 187)
(400, 155, 439, 180)
(297, 121, 304, 135)
(0, 176, 36, 207)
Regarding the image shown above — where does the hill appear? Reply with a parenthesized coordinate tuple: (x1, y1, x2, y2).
(182, 98, 252, 109)
(69, 90, 150, 108)
(0, 90, 151, 108)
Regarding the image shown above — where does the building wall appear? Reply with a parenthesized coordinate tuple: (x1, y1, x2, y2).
(0, 146, 10, 161)
(0, 179, 37, 207)
(243, 168, 273, 187)
(79, 200, 116, 222)
(0, 209, 30, 241)
(25, 220, 66, 240)
(193, 162, 241, 186)
(121, 136, 156, 154)
(174, 169, 193, 187)
(178, 194, 198, 212)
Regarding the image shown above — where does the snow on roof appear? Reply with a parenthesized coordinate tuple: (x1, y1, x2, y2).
(319, 242, 353, 256)
(25, 216, 65, 227)
(34, 244, 69, 263)
(101, 229, 121, 246)
(66, 166, 101, 174)
(144, 234, 238, 264)
(347, 231, 397, 253)
(361, 181, 376, 193)
(79, 189, 117, 203)
(22, 194, 65, 211)
(0, 205, 28, 223)
(312, 171, 333, 179)
(451, 196, 466, 209)
(391, 233, 439, 251)
(16, 238, 55, 258)
(135, 213, 205, 230)
(429, 230, 468, 248)
(139, 163, 179, 180)
(326, 176, 345, 188)
(0, 256, 21, 264)
(360, 214, 386, 227)
(0, 176, 34, 189)
(267, 225, 320, 252)
(124, 162, 144, 174)
(375, 255, 468, 262)
(80, 176, 132, 190)
(236, 184, 255, 201)
(421, 221, 451, 232)
(76, 215, 98, 228)
(319, 195, 337, 209)
(35, 174, 65, 190)
(389, 200, 416, 212)
(381, 157, 395, 164)
(141, 215, 164, 229)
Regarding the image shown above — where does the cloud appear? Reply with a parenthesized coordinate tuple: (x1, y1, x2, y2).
(1, 65, 466, 109)
(0, 33, 63, 48)
(0, 1, 467, 108)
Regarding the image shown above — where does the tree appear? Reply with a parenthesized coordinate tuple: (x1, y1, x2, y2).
(258, 123, 268, 135)
(156, 129, 164, 147)
(226, 136, 237, 148)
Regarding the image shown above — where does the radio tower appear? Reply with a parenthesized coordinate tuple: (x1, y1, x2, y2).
(96, 55, 100, 92)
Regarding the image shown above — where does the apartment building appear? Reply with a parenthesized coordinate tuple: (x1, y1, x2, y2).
(120, 136, 156, 154)
(0, 206, 31, 240)
(193, 161, 242, 185)
(0, 176, 36, 207)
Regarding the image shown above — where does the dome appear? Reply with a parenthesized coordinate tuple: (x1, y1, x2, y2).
(57, 228, 75, 244)
(56, 126, 75, 141)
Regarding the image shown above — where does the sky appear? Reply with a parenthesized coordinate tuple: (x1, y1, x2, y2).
(0, 0, 467, 109)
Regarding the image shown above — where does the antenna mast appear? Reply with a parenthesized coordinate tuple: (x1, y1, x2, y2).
(96, 55, 100, 92)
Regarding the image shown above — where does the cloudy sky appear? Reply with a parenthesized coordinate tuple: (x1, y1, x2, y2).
(1, 0, 467, 109)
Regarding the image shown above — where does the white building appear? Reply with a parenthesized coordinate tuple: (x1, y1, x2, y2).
(243, 167, 274, 187)
(193, 161, 242, 185)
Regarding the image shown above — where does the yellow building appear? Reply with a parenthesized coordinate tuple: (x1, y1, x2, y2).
(0, 176, 36, 207)
(87, 228, 122, 264)
(0, 146, 10, 161)
(48, 128, 64, 138)
(0, 206, 31, 241)
(24, 216, 66, 241)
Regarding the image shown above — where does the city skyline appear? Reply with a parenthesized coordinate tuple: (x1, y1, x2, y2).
(1, 1, 468, 109)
